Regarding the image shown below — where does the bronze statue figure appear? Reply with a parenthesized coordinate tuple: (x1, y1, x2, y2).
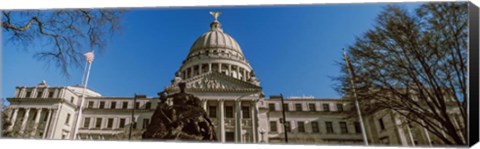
(142, 82, 217, 141)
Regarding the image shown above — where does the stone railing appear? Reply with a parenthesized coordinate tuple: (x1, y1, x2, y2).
(225, 118, 235, 126)
(242, 119, 252, 127)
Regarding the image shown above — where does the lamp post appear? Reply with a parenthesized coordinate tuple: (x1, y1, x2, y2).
(235, 91, 261, 143)
(129, 94, 146, 140)
(259, 128, 265, 143)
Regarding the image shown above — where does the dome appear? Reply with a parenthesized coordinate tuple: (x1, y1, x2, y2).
(188, 30, 243, 57)
(184, 17, 246, 61)
(175, 12, 259, 86)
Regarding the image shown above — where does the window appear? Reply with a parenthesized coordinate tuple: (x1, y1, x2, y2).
(285, 121, 291, 132)
(65, 114, 71, 125)
(311, 121, 320, 133)
(110, 102, 117, 109)
(225, 106, 233, 118)
(70, 97, 75, 103)
(208, 106, 217, 118)
(145, 102, 151, 109)
(143, 119, 150, 129)
(354, 122, 361, 133)
(340, 122, 348, 134)
(107, 118, 114, 128)
(37, 91, 43, 98)
(225, 132, 235, 142)
(119, 118, 126, 128)
(326, 121, 334, 134)
(135, 102, 140, 109)
(323, 104, 330, 112)
(283, 104, 289, 111)
(297, 121, 305, 133)
(242, 106, 250, 118)
(88, 101, 94, 108)
(83, 118, 90, 128)
(337, 104, 344, 112)
(122, 102, 128, 109)
(96, 118, 102, 128)
(268, 103, 276, 111)
(99, 101, 105, 109)
(309, 103, 316, 112)
(48, 91, 54, 98)
(380, 136, 390, 145)
(270, 121, 277, 132)
(378, 118, 385, 130)
(295, 104, 302, 111)
(26, 91, 32, 98)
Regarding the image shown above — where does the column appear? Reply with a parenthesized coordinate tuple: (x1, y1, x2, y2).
(20, 88, 26, 98)
(218, 63, 222, 73)
(49, 108, 60, 139)
(243, 69, 247, 81)
(20, 108, 31, 133)
(235, 100, 242, 143)
(59, 88, 65, 98)
(228, 65, 232, 76)
(218, 100, 225, 142)
(421, 120, 432, 146)
(406, 124, 415, 146)
(393, 115, 409, 146)
(208, 63, 212, 72)
(202, 99, 208, 111)
(32, 108, 43, 136)
(236, 66, 240, 79)
(199, 64, 203, 75)
(250, 101, 257, 143)
(43, 109, 52, 139)
(32, 88, 38, 98)
(7, 108, 19, 131)
(40, 89, 46, 98)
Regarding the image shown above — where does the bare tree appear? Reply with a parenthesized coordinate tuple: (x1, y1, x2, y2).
(336, 2, 467, 145)
(2, 9, 124, 77)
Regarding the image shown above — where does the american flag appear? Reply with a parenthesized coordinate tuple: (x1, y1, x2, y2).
(84, 51, 95, 64)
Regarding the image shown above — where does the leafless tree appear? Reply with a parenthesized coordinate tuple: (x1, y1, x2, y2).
(336, 2, 467, 145)
(2, 9, 124, 77)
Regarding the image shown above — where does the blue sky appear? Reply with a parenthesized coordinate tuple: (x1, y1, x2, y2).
(2, 3, 422, 101)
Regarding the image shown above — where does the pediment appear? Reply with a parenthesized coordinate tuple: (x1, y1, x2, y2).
(165, 72, 261, 92)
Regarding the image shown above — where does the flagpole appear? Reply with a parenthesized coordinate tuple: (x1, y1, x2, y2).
(81, 60, 88, 86)
(343, 49, 369, 145)
(280, 94, 288, 143)
(73, 51, 94, 140)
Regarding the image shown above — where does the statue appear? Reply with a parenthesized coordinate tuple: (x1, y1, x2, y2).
(210, 12, 221, 21)
(142, 82, 217, 141)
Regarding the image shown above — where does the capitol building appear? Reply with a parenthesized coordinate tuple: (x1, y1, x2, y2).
(1, 12, 464, 147)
